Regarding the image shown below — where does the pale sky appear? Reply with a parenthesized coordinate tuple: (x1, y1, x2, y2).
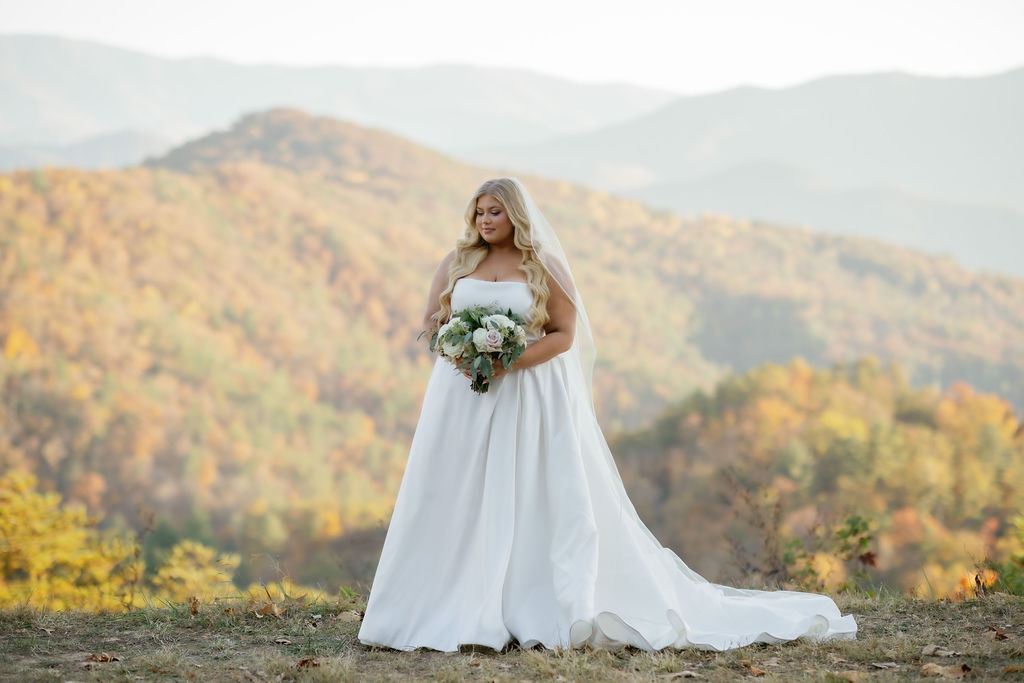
(2, 0, 1023, 94)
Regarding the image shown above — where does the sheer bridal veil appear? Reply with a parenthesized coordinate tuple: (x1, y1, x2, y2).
(501, 177, 713, 587)
(506, 177, 597, 402)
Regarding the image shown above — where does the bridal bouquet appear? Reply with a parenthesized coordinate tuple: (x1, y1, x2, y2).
(430, 305, 528, 393)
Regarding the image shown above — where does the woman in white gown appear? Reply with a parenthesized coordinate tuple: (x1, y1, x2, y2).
(357, 177, 857, 652)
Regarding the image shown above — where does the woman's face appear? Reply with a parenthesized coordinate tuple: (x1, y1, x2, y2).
(475, 194, 514, 246)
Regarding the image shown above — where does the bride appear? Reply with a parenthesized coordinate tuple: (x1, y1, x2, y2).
(357, 177, 857, 652)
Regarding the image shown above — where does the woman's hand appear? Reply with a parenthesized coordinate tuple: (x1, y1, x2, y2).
(460, 357, 510, 382)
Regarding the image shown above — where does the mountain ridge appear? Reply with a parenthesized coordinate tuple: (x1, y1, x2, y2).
(458, 64, 1024, 275)
(0, 33, 677, 154)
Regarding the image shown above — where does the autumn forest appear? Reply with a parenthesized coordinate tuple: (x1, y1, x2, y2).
(2, 109, 1022, 609)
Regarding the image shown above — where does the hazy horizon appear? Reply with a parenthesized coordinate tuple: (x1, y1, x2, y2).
(2, 0, 1023, 94)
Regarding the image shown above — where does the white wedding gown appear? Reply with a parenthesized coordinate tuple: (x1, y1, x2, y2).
(358, 278, 857, 652)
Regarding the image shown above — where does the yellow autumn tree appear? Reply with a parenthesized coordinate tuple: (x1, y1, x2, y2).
(0, 469, 142, 610)
(150, 540, 241, 604)
(0, 469, 256, 610)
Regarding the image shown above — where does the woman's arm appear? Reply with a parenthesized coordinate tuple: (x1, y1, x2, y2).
(421, 250, 456, 337)
(493, 274, 576, 377)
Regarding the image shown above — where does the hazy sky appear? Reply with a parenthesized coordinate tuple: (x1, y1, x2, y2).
(3, 0, 1023, 94)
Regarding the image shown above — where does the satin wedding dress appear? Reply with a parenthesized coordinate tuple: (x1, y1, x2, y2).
(358, 277, 857, 652)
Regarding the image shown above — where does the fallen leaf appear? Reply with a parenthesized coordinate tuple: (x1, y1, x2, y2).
(921, 662, 971, 678)
(658, 671, 701, 679)
(1006, 665, 1024, 673)
(336, 610, 362, 622)
(85, 652, 121, 662)
(749, 665, 765, 677)
(922, 644, 962, 657)
(260, 602, 283, 619)
(297, 657, 320, 668)
(983, 626, 1010, 641)
(38, 627, 53, 635)
(872, 662, 899, 669)
(274, 637, 292, 645)
(188, 595, 201, 617)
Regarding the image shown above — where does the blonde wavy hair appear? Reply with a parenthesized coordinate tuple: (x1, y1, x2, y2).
(431, 178, 551, 335)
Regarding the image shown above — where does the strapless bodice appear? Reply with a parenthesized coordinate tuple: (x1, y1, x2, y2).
(451, 278, 533, 321)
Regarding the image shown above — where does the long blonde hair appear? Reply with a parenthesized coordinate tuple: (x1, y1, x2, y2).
(431, 178, 551, 334)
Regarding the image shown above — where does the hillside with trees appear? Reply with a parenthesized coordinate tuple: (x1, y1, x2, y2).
(611, 358, 1024, 598)
(1, 108, 1022, 594)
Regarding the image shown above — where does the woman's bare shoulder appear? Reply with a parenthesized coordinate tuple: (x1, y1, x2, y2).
(432, 249, 455, 272)
(429, 250, 457, 289)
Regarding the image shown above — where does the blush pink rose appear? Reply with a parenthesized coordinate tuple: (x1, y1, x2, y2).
(473, 327, 503, 353)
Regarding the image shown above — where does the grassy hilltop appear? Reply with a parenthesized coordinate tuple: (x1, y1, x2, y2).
(2, 591, 1023, 681)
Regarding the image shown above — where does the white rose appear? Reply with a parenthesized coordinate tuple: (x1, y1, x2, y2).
(442, 338, 467, 358)
(483, 314, 515, 332)
(514, 325, 528, 345)
(473, 327, 503, 353)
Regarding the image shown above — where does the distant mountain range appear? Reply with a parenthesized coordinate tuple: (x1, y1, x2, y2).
(0, 129, 176, 169)
(625, 161, 1024, 277)
(2, 33, 1021, 277)
(463, 68, 1024, 276)
(0, 33, 674, 162)
(468, 69, 1024, 208)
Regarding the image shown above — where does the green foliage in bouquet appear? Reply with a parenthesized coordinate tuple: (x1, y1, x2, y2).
(429, 305, 528, 393)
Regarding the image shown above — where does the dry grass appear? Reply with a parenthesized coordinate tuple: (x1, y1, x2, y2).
(1, 590, 1022, 681)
